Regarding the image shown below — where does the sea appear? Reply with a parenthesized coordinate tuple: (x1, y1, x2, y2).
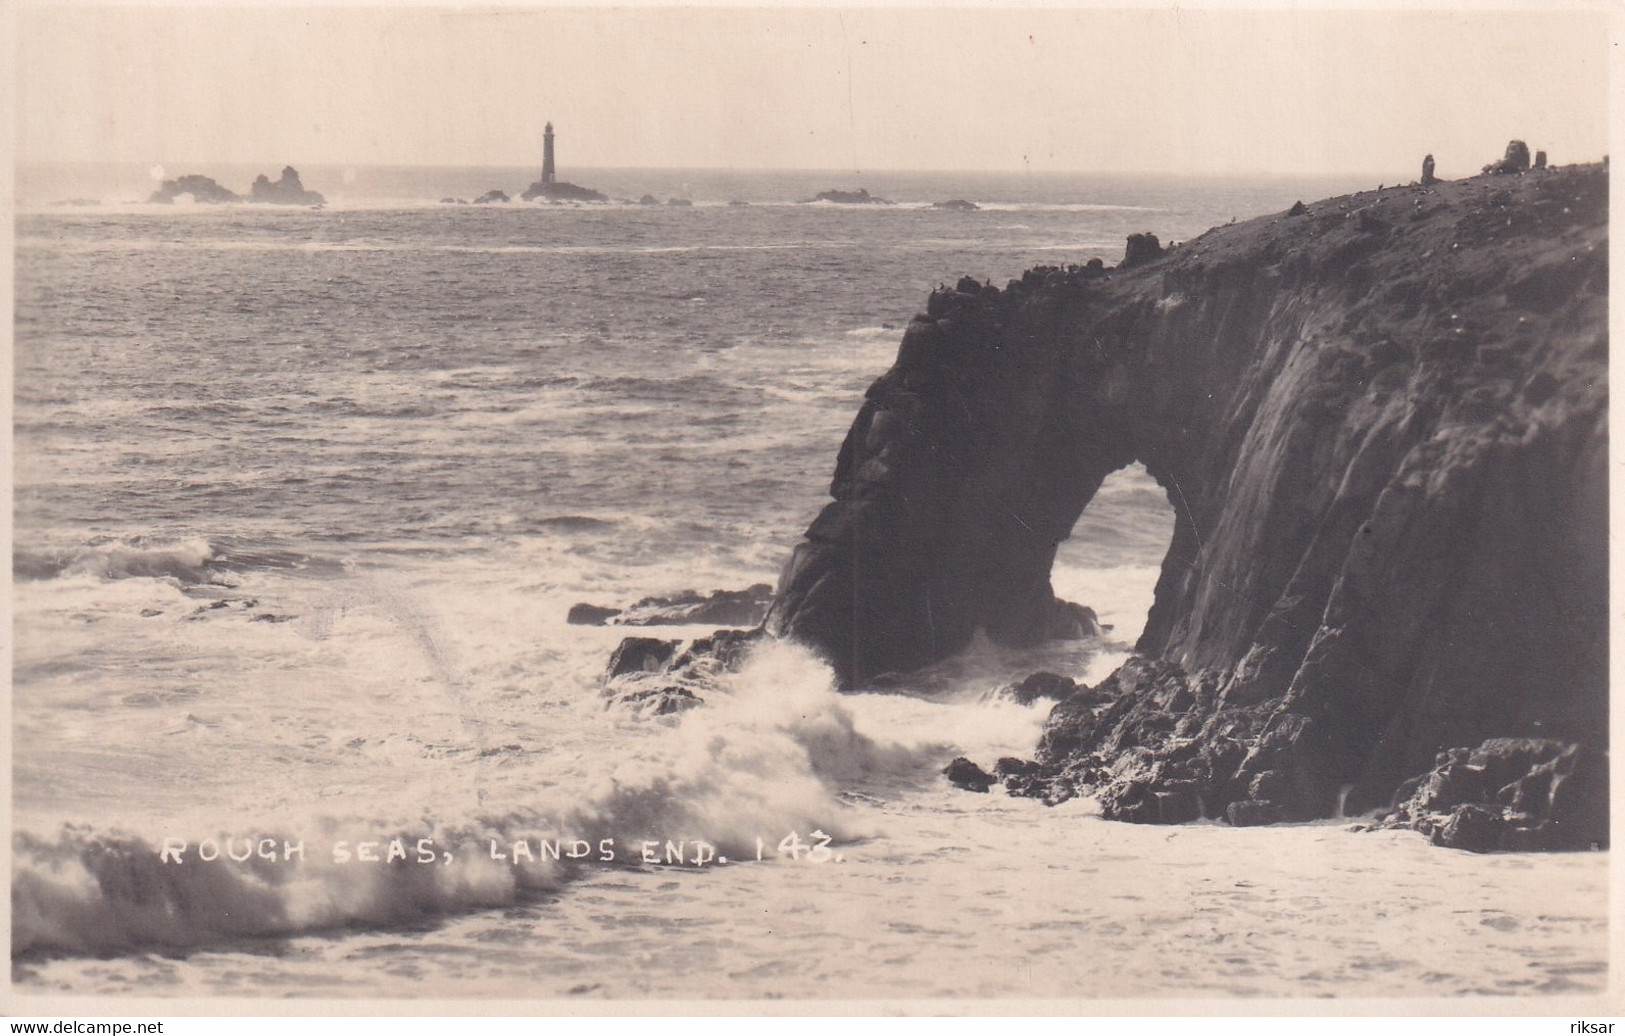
(10, 165, 1609, 1002)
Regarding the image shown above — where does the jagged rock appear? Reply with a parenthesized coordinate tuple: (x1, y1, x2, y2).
(473, 190, 510, 204)
(806, 188, 893, 205)
(250, 166, 325, 206)
(1376, 739, 1607, 851)
(1287, 199, 1308, 217)
(1421, 155, 1436, 186)
(1483, 140, 1532, 175)
(567, 603, 622, 625)
(1535, 150, 1548, 170)
(605, 637, 679, 679)
(769, 164, 1608, 848)
(600, 628, 765, 715)
(149, 175, 240, 204)
(933, 199, 979, 211)
(993, 757, 1045, 795)
(943, 757, 993, 793)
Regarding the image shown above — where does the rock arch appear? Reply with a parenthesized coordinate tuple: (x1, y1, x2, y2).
(770, 168, 1608, 832)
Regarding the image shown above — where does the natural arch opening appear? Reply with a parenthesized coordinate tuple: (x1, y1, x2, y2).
(1048, 462, 1177, 651)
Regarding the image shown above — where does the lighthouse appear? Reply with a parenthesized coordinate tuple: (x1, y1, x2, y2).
(542, 122, 556, 185)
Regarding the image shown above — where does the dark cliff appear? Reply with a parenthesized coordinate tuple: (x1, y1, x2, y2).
(770, 164, 1607, 844)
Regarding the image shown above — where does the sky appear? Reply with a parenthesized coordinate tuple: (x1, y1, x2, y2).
(12, 3, 1616, 177)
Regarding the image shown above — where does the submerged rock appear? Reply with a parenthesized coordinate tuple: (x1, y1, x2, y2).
(769, 162, 1609, 847)
(570, 584, 774, 627)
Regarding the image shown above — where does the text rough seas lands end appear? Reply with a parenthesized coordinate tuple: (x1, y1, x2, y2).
(158, 831, 844, 867)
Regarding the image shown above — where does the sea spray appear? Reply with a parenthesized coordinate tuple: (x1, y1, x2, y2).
(10, 640, 957, 958)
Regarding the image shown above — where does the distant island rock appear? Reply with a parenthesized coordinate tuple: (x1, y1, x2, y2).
(638, 194, 660, 206)
(932, 198, 980, 211)
(249, 166, 325, 206)
(521, 180, 608, 203)
(149, 175, 241, 204)
(805, 188, 894, 205)
(473, 190, 510, 204)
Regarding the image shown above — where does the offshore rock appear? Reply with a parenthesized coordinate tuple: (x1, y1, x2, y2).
(149, 175, 240, 204)
(771, 163, 1607, 845)
(250, 166, 325, 205)
(522, 180, 609, 203)
(473, 190, 510, 204)
(806, 188, 893, 205)
(933, 199, 980, 211)
(566, 603, 622, 625)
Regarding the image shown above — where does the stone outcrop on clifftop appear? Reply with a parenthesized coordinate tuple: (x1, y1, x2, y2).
(769, 163, 1607, 845)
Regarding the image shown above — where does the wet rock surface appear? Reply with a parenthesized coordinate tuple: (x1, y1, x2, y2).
(600, 628, 765, 717)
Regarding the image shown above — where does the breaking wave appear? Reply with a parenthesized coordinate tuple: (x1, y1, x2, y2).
(12, 640, 946, 958)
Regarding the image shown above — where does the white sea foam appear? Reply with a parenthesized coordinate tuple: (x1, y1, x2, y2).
(9, 634, 956, 957)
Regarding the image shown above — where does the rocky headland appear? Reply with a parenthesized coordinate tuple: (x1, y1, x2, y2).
(766, 159, 1608, 850)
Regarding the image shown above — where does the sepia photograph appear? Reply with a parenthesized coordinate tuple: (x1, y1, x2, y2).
(7, 0, 1616, 1014)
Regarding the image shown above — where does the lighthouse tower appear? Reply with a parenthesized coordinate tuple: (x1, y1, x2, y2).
(542, 122, 556, 185)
